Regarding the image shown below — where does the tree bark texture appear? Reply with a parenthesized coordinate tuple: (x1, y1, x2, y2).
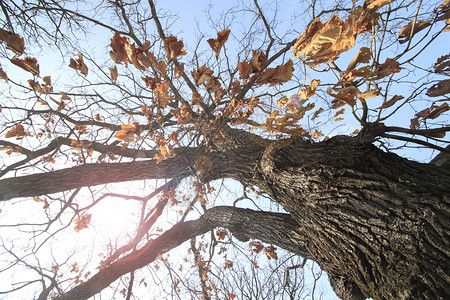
(2, 133, 449, 299)
(256, 136, 450, 299)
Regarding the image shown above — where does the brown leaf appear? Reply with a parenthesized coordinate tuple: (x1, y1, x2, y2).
(109, 33, 127, 64)
(433, 54, 450, 74)
(399, 20, 432, 44)
(334, 108, 345, 117)
(0, 68, 8, 82)
(346, 47, 371, 71)
(379, 95, 404, 109)
(69, 53, 88, 76)
(250, 51, 268, 72)
(237, 61, 253, 79)
(191, 65, 213, 86)
(164, 36, 186, 59)
(4, 124, 31, 138)
(192, 92, 203, 105)
(298, 79, 320, 100)
(0, 28, 25, 55)
(312, 108, 324, 120)
(11, 57, 40, 75)
(74, 214, 92, 232)
(293, 7, 377, 66)
(426, 79, 450, 97)
(426, 103, 450, 119)
(257, 59, 294, 86)
(207, 29, 231, 58)
(364, 0, 396, 10)
(110, 65, 118, 84)
(205, 76, 221, 92)
(292, 15, 355, 65)
(174, 63, 184, 78)
(373, 58, 401, 79)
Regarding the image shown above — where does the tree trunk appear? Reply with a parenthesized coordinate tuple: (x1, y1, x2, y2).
(256, 136, 450, 299)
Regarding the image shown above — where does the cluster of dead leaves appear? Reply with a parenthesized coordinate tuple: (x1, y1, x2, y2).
(69, 53, 88, 76)
(237, 51, 294, 86)
(28, 76, 53, 94)
(4, 124, 32, 139)
(292, 0, 396, 66)
(410, 103, 449, 134)
(115, 122, 142, 143)
(248, 241, 278, 260)
(74, 214, 92, 232)
(207, 29, 231, 58)
(0, 28, 25, 55)
(399, 0, 450, 44)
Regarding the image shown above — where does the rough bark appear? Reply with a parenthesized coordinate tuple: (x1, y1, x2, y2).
(54, 206, 309, 300)
(256, 136, 450, 299)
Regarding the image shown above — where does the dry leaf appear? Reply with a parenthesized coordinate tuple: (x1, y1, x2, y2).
(379, 95, 404, 109)
(69, 53, 88, 76)
(399, 20, 432, 44)
(164, 36, 186, 59)
(11, 57, 40, 75)
(0, 68, 8, 82)
(298, 79, 320, 100)
(110, 65, 118, 84)
(207, 29, 231, 58)
(237, 61, 253, 79)
(4, 124, 31, 138)
(191, 65, 213, 86)
(74, 214, 92, 232)
(0, 28, 25, 55)
(364, 0, 396, 10)
(115, 122, 142, 142)
(346, 47, 371, 71)
(373, 58, 401, 79)
(334, 108, 345, 117)
(292, 6, 377, 65)
(426, 79, 450, 97)
(174, 63, 184, 78)
(312, 129, 324, 138)
(257, 59, 294, 86)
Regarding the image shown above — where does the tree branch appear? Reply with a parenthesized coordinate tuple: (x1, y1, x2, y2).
(54, 206, 310, 300)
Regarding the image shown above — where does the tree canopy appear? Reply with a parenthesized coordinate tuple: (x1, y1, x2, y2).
(0, 0, 449, 299)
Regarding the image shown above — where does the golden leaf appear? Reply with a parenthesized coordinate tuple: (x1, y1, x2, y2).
(207, 29, 231, 58)
(312, 129, 324, 138)
(364, 0, 396, 11)
(298, 79, 320, 100)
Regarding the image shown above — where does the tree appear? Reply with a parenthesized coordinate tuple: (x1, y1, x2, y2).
(0, 0, 449, 299)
